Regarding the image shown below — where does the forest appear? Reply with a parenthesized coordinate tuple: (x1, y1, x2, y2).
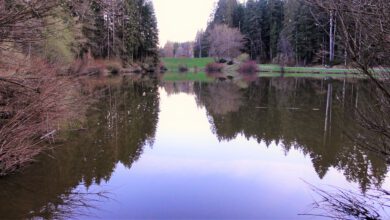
(193, 0, 389, 68)
(0, 0, 159, 65)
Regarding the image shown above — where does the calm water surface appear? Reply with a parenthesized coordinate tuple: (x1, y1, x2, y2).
(0, 77, 389, 219)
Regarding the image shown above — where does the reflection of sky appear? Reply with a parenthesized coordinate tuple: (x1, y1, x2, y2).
(80, 88, 368, 219)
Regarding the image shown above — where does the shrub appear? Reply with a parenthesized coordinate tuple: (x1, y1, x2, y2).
(227, 60, 234, 65)
(206, 62, 224, 73)
(238, 61, 259, 74)
(218, 58, 227, 63)
(236, 53, 250, 62)
(106, 62, 121, 75)
(178, 64, 189, 73)
(70, 59, 123, 76)
(159, 62, 168, 73)
(0, 59, 84, 176)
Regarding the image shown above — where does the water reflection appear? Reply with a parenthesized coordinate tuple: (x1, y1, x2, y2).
(0, 80, 160, 219)
(0, 78, 388, 219)
(168, 78, 387, 191)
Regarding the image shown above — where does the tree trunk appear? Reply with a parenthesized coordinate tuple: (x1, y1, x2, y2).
(329, 10, 335, 66)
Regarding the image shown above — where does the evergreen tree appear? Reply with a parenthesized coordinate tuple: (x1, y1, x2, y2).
(268, 0, 284, 61)
(232, 4, 245, 31)
(83, 0, 106, 58)
(202, 0, 340, 65)
(194, 30, 209, 58)
(78, 0, 159, 64)
(212, 0, 239, 27)
(139, 1, 159, 62)
(241, 0, 266, 61)
(291, 0, 325, 65)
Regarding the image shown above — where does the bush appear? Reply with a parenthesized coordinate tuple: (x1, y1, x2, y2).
(236, 53, 250, 62)
(0, 59, 84, 176)
(238, 61, 259, 74)
(206, 62, 224, 73)
(218, 58, 227, 63)
(159, 63, 168, 73)
(227, 60, 234, 65)
(178, 64, 189, 73)
(106, 62, 121, 75)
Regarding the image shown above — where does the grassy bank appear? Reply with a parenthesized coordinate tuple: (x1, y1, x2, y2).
(161, 57, 213, 82)
(161, 57, 361, 81)
(162, 57, 214, 71)
(259, 64, 357, 74)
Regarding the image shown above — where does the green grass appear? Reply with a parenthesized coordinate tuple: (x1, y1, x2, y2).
(161, 58, 371, 81)
(259, 64, 358, 74)
(162, 57, 213, 72)
(258, 72, 360, 78)
(162, 57, 214, 82)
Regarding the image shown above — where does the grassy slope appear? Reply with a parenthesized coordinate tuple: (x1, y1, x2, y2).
(162, 57, 213, 71)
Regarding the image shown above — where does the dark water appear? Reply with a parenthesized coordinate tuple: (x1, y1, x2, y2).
(0, 78, 389, 219)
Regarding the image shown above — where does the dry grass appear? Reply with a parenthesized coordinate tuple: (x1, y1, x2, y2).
(0, 58, 85, 176)
(69, 58, 123, 77)
(303, 182, 390, 220)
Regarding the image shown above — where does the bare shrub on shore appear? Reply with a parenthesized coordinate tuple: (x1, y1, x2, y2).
(0, 0, 58, 51)
(205, 63, 224, 73)
(304, 1, 390, 218)
(307, 0, 390, 171)
(238, 61, 259, 74)
(0, 59, 84, 176)
(178, 65, 189, 73)
(303, 183, 390, 220)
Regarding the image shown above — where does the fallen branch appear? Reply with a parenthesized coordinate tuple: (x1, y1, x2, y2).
(0, 76, 40, 93)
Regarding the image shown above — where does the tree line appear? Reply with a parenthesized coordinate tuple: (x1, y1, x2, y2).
(0, 0, 159, 65)
(194, 0, 348, 66)
(161, 41, 194, 58)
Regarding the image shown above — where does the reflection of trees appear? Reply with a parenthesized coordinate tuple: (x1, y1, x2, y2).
(196, 82, 243, 115)
(0, 80, 160, 219)
(194, 78, 388, 191)
(162, 82, 195, 96)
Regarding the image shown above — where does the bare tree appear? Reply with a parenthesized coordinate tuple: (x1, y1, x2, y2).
(328, 9, 336, 66)
(0, 0, 58, 50)
(307, 0, 389, 89)
(277, 34, 295, 67)
(162, 41, 175, 57)
(208, 24, 244, 60)
(305, 1, 390, 218)
(307, 0, 390, 153)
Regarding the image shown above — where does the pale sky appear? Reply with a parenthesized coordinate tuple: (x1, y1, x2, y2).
(152, 0, 247, 46)
(152, 0, 217, 46)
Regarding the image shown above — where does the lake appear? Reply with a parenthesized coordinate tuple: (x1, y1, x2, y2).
(0, 77, 389, 219)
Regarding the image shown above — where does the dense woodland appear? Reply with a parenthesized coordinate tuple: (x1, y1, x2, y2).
(0, 0, 159, 66)
(194, 0, 388, 67)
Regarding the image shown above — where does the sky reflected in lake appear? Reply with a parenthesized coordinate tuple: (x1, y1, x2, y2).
(1, 78, 389, 219)
(78, 83, 383, 219)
